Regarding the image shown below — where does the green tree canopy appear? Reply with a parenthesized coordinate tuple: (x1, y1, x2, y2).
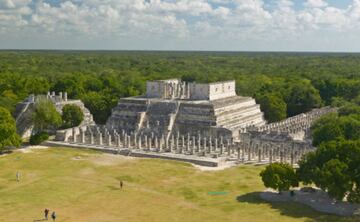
(257, 93, 287, 123)
(297, 140, 360, 202)
(286, 80, 322, 116)
(62, 104, 84, 129)
(311, 111, 360, 146)
(260, 163, 298, 193)
(32, 96, 62, 132)
(0, 107, 21, 152)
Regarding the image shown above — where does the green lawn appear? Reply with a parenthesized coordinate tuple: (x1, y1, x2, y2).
(0, 147, 357, 222)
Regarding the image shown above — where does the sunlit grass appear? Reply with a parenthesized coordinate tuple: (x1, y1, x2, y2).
(0, 147, 357, 222)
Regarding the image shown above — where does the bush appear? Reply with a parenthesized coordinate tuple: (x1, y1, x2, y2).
(62, 104, 84, 129)
(260, 163, 299, 193)
(29, 132, 49, 145)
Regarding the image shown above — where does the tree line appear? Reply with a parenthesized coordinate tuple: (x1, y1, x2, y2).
(0, 51, 359, 151)
(1, 51, 360, 124)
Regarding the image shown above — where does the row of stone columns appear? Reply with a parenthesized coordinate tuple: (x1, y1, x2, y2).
(254, 107, 337, 133)
(66, 126, 313, 165)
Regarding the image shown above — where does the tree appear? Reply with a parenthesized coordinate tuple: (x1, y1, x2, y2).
(0, 107, 21, 152)
(338, 104, 360, 116)
(298, 140, 360, 202)
(62, 104, 84, 129)
(311, 116, 344, 146)
(286, 80, 322, 117)
(260, 163, 298, 193)
(32, 96, 62, 132)
(311, 112, 360, 146)
(317, 159, 352, 200)
(82, 92, 111, 124)
(257, 93, 287, 123)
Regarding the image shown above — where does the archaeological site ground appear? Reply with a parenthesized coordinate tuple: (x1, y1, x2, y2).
(0, 147, 357, 222)
(1, 51, 360, 221)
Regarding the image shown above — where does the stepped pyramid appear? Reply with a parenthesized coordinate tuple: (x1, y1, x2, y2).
(106, 79, 266, 140)
(15, 92, 95, 138)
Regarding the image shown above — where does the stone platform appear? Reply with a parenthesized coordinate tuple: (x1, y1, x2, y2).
(44, 141, 228, 167)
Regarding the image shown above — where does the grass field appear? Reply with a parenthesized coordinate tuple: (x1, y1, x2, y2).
(0, 147, 358, 222)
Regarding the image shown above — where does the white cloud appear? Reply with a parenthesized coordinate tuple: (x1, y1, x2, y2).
(305, 0, 328, 8)
(1, 0, 360, 51)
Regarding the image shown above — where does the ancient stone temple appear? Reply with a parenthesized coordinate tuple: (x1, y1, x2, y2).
(15, 92, 95, 138)
(52, 79, 337, 167)
(106, 79, 266, 140)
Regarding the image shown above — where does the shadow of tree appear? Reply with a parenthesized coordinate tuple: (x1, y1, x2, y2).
(107, 185, 122, 191)
(236, 192, 358, 222)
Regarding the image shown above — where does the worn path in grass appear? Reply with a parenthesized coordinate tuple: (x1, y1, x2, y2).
(0, 147, 358, 222)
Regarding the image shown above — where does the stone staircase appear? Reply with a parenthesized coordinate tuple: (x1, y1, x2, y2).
(139, 101, 178, 137)
(106, 99, 148, 132)
(213, 96, 266, 130)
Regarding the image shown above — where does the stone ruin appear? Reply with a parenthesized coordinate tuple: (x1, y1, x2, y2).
(52, 79, 337, 167)
(106, 79, 266, 140)
(14, 91, 95, 138)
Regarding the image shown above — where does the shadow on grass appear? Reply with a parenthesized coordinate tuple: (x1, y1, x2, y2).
(236, 192, 358, 222)
(107, 185, 122, 191)
(0, 150, 13, 156)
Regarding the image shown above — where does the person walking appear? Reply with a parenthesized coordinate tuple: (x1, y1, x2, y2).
(120, 180, 123, 189)
(16, 171, 20, 182)
(44, 208, 49, 220)
(51, 211, 56, 222)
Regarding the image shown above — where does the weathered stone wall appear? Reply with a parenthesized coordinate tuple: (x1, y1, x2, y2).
(189, 80, 236, 101)
(146, 79, 236, 101)
(15, 92, 95, 138)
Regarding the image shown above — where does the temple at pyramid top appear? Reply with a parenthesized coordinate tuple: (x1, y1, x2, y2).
(146, 79, 236, 101)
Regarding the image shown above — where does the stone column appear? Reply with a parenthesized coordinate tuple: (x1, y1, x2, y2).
(134, 133, 137, 148)
(258, 149, 262, 163)
(155, 137, 158, 150)
(241, 145, 245, 162)
(64, 92, 68, 101)
(175, 135, 179, 152)
(144, 135, 148, 149)
(138, 136, 142, 150)
(148, 137, 152, 150)
(197, 136, 201, 153)
(269, 149, 273, 163)
(108, 134, 112, 146)
(81, 130, 85, 143)
(181, 135, 185, 149)
(186, 135, 190, 153)
(72, 128, 77, 143)
(99, 133, 103, 146)
(203, 137, 207, 154)
(215, 138, 218, 152)
(90, 133, 94, 145)
(117, 135, 121, 147)
(170, 134, 174, 152)
(124, 134, 127, 148)
(227, 140, 231, 156)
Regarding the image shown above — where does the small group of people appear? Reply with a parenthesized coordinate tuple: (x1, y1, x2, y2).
(44, 209, 56, 221)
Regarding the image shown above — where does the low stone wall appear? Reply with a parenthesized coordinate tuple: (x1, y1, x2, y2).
(44, 141, 225, 167)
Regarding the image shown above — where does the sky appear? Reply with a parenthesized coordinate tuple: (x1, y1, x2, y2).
(1, 0, 360, 51)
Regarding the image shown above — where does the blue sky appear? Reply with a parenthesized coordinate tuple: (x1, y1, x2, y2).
(1, 0, 360, 51)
